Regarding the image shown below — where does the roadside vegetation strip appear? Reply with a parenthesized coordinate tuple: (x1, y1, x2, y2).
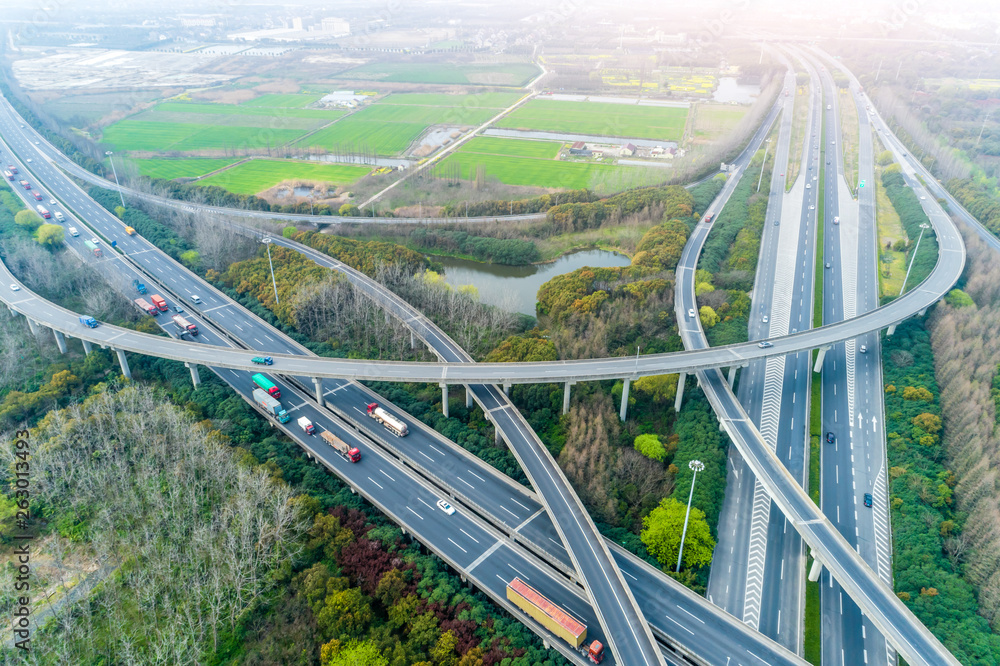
(804, 560, 822, 665)
(456, 136, 563, 159)
(838, 87, 860, 190)
(496, 99, 688, 141)
(197, 160, 371, 195)
(874, 167, 907, 299)
(132, 158, 240, 180)
(295, 118, 427, 155)
(336, 61, 540, 86)
(786, 81, 810, 190)
(692, 104, 750, 142)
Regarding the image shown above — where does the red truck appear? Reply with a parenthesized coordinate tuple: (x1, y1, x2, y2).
(171, 314, 198, 336)
(150, 294, 168, 312)
(2, 170, 11, 181)
(32, 191, 42, 201)
(19, 180, 30, 190)
(8, 165, 17, 174)
(35, 205, 50, 219)
(321, 430, 361, 463)
(134, 298, 158, 316)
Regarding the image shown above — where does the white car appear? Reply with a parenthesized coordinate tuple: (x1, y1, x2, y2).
(762, 315, 769, 324)
(806, 183, 811, 189)
(860, 345, 868, 353)
(920, 196, 926, 200)
(833, 216, 840, 225)
(436, 499, 455, 515)
(68, 226, 79, 237)
(809, 205, 815, 210)
(191, 295, 202, 304)
(49, 199, 56, 206)
(10, 284, 20, 291)
(688, 308, 696, 318)
(90, 237, 100, 244)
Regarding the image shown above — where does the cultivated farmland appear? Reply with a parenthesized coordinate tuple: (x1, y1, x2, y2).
(197, 160, 370, 195)
(133, 158, 239, 180)
(336, 62, 539, 86)
(242, 93, 325, 107)
(297, 119, 427, 156)
(496, 99, 688, 141)
(455, 137, 562, 159)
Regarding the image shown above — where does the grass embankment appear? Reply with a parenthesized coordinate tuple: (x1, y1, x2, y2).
(786, 82, 810, 190)
(838, 88, 860, 190)
(875, 166, 908, 298)
(198, 159, 371, 195)
(132, 157, 240, 180)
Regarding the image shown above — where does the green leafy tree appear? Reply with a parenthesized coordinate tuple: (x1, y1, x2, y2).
(180, 249, 200, 268)
(14, 209, 42, 231)
(282, 225, 299, 238)
(35, 223, 65, 248)
(944, 289, 974, 308)
(339, 203, 360, 216)
(322, 639, 387, 666)
(699, 305, 719, 328)
(634, 434, 667, 462)
(633, 374, 679, 403)
(114, 205, 126, 218)
(316, 587, 372, 640)
(486, 334, 558, 362)
(641, 497, 716, 570)
(878, 150, 895, 166)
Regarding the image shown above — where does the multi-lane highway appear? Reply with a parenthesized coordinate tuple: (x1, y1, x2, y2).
(0, 49, 969, 665)
(0, 101, 815, 666)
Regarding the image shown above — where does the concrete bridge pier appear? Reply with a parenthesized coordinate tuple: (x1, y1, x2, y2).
(503, 383, 511, 397)
(440, 383, 449, 418)
(52, 329, 68, 354)
(808, 550, 824, 582)
(26, 318, 39, 336)
(81, 339, 93, 355)
(465, 385, 473, 409)
(563, 381, 575, 415)
(411, 330, 416, 349)
(619, 378, 631, 421)
(887, 323, 896, 337)
(313, 377, 323, 402)
(727, 366, 737, 388)
(186, 363, 201, 388)
(115, 349, 131, 380)
(674, 373, 687, 413)
(813, 345, 831, 373)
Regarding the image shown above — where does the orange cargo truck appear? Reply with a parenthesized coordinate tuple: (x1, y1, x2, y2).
(506, 578, 604, 662)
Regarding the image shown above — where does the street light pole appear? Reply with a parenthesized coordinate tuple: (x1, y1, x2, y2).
(899, 222, 930, 296)
(676, 459, 705, 573)
(757, 139, 771, 192)
(105, 151, 126, 210)
(262, 238, 279, 305)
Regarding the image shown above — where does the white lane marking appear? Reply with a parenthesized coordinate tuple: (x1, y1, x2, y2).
(379, 469, 395, 482)
(664, 615, 694, 635)
(406, 506, 423, 520)
(459, 528, 480, 544)
(367, 477, 384, 490)
(448, 538, 467, 554)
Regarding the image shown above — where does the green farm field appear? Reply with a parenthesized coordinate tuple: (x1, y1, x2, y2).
(242, 93, 325, 107)
(153, 102, 345, 121)
(456, 136, 562, 158)
(337, 62, 539, 86)
(296, 118, 426, 155)
(198, 160, 371, 195)
(101, 121, 306, 152)
(379, 92, 522, 108)
(497, 99, 688, 140)
(132, 158, 239, 180)
(434, 151, 664, 190)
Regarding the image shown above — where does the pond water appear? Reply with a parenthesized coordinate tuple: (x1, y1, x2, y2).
(434, 249, 633, 317)
(712, 77, 761, 104)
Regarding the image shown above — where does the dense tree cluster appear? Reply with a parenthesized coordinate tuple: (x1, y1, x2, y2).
(88, 186, 194, 260)
(948, 177, 1000, 238)
(291, 230, 429, 277)
(407, 228, 540, 265)
(441, 189, 597, 218)
(544, 185, 696, 234)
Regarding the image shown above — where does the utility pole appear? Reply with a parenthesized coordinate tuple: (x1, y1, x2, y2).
(262, 237, 279, 304)
(105, 151, 126, 210)
(676, 459, 705, 572)
(757, 139, 771, 192)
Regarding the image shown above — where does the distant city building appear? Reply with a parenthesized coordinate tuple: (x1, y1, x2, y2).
(180, 16, 217, 28)
(655, 31, 687, 45)
(320, 17, 350, 35)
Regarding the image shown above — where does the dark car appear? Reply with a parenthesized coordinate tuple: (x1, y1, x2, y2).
(826, 432, 835, 444)
(863, 493, 873, 508)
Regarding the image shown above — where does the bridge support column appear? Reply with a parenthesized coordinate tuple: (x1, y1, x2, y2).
(440, 383, 449, 418)
(81, 339, 93, 355)
(563, 381, 575, 415)
(411, 330, 416, 349)
(727, 366, 737, 388)
(918, 308, 926, 317)
(465, 385, 473, 409)
(52, 329, 68, 354)
(26, 318, 39, 336)
(674, 373, 686, 413)
(619, 378, 631, 422)
(503, 383, 511, 396)
(6, 305, 15, 317)
(186, 363, 201, 388)
(813, 346, 830, 373)
(115, 349, 131, 380)
(313, 377, 323, 402)
(495, 423, 502, 445)
(808, 552, 824, 582)
(887, 324, 896, 337)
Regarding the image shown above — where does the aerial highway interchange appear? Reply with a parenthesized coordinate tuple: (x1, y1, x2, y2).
(0, 44, 977, 666)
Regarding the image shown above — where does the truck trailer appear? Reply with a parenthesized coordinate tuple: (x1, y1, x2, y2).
(252, 388, 289, 423)
(506, 578, 604, 663)
(84, 240, 102, 257)
(134, 298, 158, 316)
(171, 314, 198, 336)
(252, 374, 280, 399)
(366, 402, 408, 436)
(320, 430, 361, 462)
